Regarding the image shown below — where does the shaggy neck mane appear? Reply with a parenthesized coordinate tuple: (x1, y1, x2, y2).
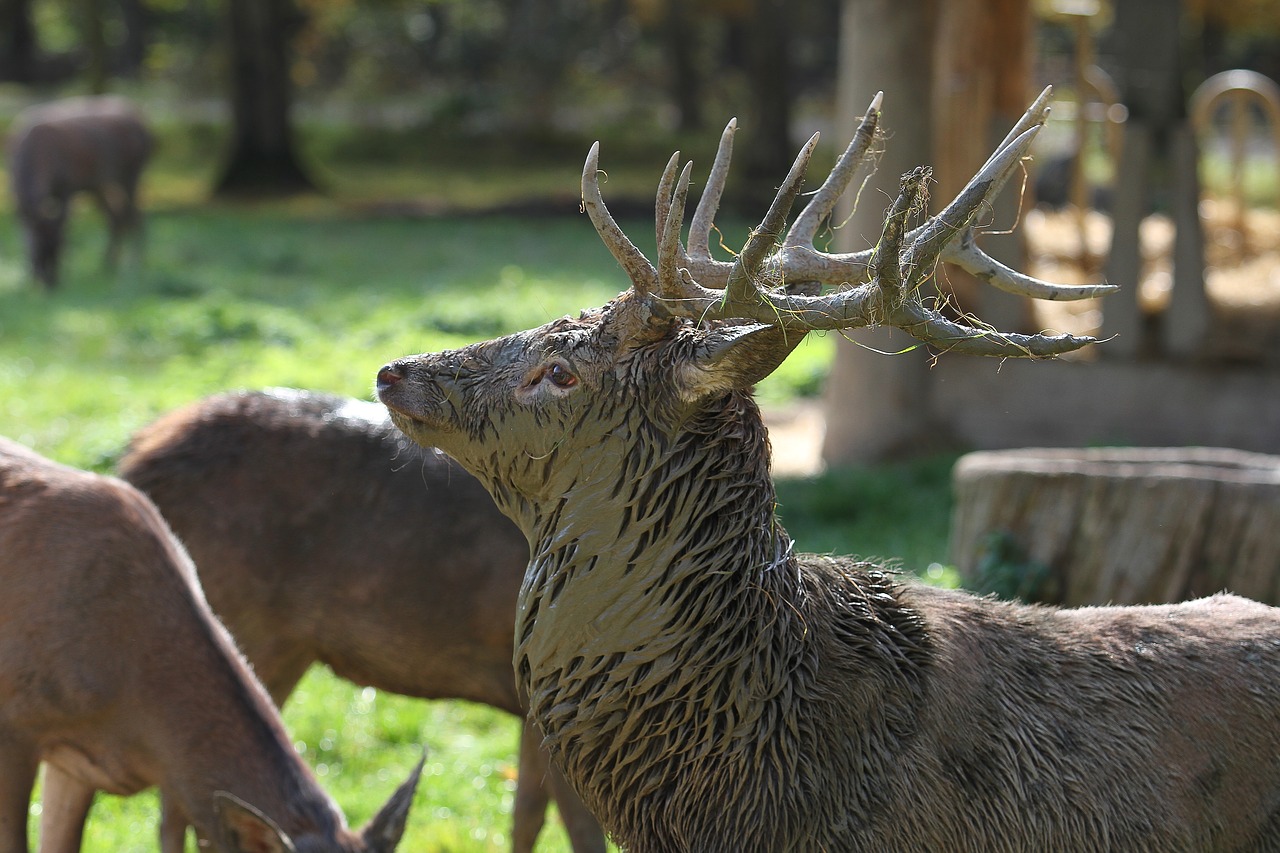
(509, 387, 929, 848)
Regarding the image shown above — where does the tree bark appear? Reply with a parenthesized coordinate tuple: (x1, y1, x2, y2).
(950, 447, 1280, 607)
(214, 0, 317, 197)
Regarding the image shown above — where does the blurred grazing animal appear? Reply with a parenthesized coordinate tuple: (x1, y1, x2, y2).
(376, 88, 1280, 851)
(0, 435, 421, 853)
(6, 95, 153, 288)
(117, 389, 606, 853)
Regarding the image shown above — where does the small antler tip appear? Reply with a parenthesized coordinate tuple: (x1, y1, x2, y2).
(870, 91, 884, 111)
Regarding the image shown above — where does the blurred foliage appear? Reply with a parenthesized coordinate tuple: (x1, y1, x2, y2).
(967, 531, 1058, 603)
(4, 0, 841, 133)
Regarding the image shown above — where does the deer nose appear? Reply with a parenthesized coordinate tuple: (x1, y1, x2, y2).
(376, 362, 406, 392)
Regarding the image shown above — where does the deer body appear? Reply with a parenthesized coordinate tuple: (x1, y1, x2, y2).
(377, 92, 1280, 851)
(116, 388, 604, 853)
(0, 436, 419, 853)
(7, 95, 153, 288)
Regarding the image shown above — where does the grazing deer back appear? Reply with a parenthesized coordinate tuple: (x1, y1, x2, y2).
(120, 388, 529, 708)
(0, 435, 420, 852)
(376, 92, 1280, 851)
(8, 96, 152, 216)
(7, 95, 154, 287)
(118, 389, 607, 853)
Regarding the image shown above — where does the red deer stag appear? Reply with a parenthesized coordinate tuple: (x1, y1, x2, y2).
(7, 95, 153, 288)
(376, 88, 1280, 851)
(0, 436, 421, 853)
(116, 388, 605, 853)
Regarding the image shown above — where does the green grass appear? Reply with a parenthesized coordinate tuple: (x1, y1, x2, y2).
(1, 186, 952, 850)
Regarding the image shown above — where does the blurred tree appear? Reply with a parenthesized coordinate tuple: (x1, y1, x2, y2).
(82, 0, 107, 92)
(821, 0, 941, 465)
(736, 0, 793, 209)
(215, 0, 317, 195)
(0, 0, 39, 82)
(659, 0, 704, 130)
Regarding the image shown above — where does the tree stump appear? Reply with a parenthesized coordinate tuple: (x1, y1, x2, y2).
(949, 447, 1280, 606)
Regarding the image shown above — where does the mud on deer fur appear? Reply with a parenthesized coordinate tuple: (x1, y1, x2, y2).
(0, 435, 421, 853)
(377, 88, 1280, 851)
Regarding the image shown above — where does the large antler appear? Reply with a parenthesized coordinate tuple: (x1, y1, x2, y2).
(581, 86, 1116, 358)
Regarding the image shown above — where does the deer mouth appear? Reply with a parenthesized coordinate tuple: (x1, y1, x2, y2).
(375, 360, 453, 436)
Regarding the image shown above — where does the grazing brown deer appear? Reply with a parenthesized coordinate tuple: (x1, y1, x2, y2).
(6, 95, 153, 288)
(116, 388, 605, 853)
(0, 435, 421, 853)
(376, 88, 1280, 852)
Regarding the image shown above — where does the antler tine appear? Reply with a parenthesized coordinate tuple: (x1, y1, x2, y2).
(903, 115, 1116, 302)
(688, 119, 737, 261)
(658, 161, 695, 296)
(904, 124, 1040, 275)
(884, 299, 1100, 357)
(948, 238, 1118, 299)
(871, 166, 929, 308)
(723, 132, 820, 308)
(982, 85, 1053, 195)
(787, 91, 883, 249)
(582, 141, 658, 296)
(655, 151, 681, 265)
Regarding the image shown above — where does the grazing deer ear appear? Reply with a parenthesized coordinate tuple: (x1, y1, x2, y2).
(676, 323, 796, 402)
(213, 792, 296, 853)
(360, 753, 425, 851)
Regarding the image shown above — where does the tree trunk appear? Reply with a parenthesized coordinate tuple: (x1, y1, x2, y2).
(82, 0, 107, 94)
(931, 0, 1033, 331)
(662, 0, 703, 132)
(950, 447, 1280, 607)
(820, 0, 939, 465)
(0, 0, 38, 83)
(214, 0, 317, 197)
(734, 0, 793, 214)
(118, 0, 149, 78)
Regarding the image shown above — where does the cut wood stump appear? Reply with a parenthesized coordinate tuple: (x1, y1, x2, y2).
(950, 447, 1280, 606)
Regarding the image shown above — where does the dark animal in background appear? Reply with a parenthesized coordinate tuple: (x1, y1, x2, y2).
(376, 89, 1280, 851)
(117, 389, 606, 853)
(0, 435, 421, 853)
(7, 95, 153, 288)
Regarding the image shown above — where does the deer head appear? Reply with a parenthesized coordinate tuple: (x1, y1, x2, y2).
(377, 87, 1109, 523)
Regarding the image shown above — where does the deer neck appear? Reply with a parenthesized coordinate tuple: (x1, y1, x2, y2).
(509, 388, 800, 738)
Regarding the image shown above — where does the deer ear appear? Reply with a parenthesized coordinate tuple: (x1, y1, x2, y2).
(213, 792, 296, 853)
(360, 753, 425, 851)
(676, 323, 796, 402)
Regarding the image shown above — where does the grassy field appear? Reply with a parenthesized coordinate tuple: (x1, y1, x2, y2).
(0, 139, 957, 849)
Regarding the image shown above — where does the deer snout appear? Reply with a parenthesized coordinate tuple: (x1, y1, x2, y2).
(376, 362, 406, 392)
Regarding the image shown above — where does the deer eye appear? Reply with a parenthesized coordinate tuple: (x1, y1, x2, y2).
(546, 362, 578, 389)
